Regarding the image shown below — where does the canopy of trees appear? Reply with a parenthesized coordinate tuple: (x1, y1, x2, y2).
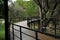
(33, 0, 60, 27)
(8, 0, 60, 23)
(34, 0, 60, 17)
(8, 0, 39, 22)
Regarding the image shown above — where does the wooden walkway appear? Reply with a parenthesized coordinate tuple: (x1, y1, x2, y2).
(10, 20, 60, 40)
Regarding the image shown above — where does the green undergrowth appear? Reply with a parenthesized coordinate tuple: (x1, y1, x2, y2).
(0, 23, 5, 40)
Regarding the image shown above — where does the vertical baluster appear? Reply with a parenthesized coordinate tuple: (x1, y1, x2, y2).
(20, 26, 22, 40)
(27, 18, 30, 27)
(55, 18, 57, 38)
(35, 31, 38, 40)
(8, 21, 11, 40)
(12, 24, 14, 40)
(30, 17, 32, 29)
(38, 20, 40, 31)
(34, 22, 35, 30)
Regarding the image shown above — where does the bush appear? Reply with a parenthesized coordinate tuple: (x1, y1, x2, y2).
(0, 22, 5, 40)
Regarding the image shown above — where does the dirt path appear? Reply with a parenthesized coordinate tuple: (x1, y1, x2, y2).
(10, 20, 60, 40)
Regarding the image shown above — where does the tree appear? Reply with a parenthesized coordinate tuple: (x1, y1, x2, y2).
(0, 0, 4, 18)
(16, 0, 39, 18)
(8, 0, 26, 22)
(33, 0, 60, 30)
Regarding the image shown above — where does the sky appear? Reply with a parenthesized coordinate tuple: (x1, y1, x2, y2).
(11, 0, 16, 3)
(8, 0, 16, 5)
(23, 0, 30, 1)
(12, 0, 31, 1)
(8, 0, 30, 5)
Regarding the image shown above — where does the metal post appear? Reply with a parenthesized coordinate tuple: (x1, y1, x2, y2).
(8, 22, 11, 40)
(34, 22, 35, 30)
(20, 26, 22, 40)
(35, 31, 38, 40)
(27, 18, 30, 27)
(55, 18, 57, 38)
(12, 24, 14, 40)
(38, 20, 40, 30)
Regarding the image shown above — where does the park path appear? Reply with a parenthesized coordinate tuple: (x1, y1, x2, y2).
(10, 20, 60, 40)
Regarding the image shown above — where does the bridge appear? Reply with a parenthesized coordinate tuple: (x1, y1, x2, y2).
(10, 20, 60, 40)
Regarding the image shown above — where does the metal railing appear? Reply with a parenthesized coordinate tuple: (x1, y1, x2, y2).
(10, 22, 60, 40)
(9, 16, 60, 40)
(27, 16, 60, 38)
(10, 23, 39, 40)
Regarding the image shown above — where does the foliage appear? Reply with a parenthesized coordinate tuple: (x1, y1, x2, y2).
(8, 0, 39, 23)
(23, 1, 39, 17)
(33, 0, 60, 27)
(0, 0, 4, 18)
(0, 23, 5, 40)
(34, 0, 60, 17)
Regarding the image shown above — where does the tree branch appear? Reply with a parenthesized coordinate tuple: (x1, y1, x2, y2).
(44, 0, 59, 27)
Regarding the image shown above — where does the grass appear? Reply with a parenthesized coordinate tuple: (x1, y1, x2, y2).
(0, 23, 5, 40)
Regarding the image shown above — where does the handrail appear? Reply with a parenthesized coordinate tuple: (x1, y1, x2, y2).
(11, 23, 60, 38)
(9, 16, 60, 40)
